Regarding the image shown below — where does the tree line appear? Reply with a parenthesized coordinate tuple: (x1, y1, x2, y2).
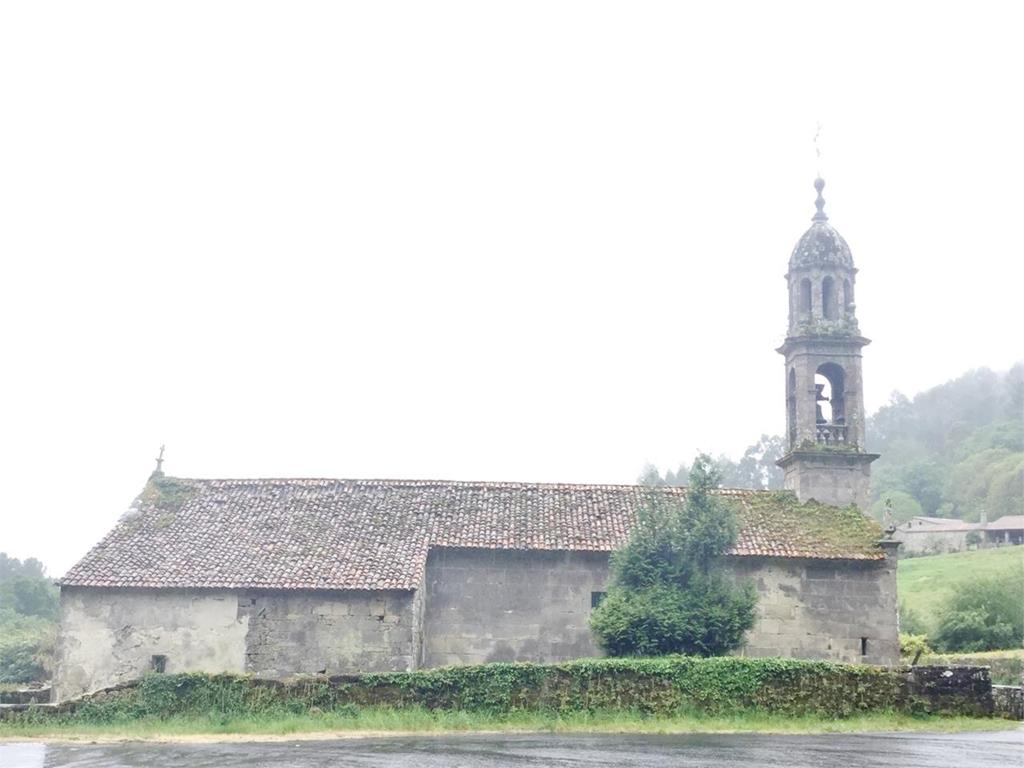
(866, 364, 1022, 524)
(638, 435, 785, 491)
(0, 553, 58, 684)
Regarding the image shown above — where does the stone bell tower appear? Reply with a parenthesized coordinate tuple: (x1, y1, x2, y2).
(776, 178, 878, 508)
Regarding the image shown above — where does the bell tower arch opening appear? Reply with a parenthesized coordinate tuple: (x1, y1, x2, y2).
(814, 362, 847, 444)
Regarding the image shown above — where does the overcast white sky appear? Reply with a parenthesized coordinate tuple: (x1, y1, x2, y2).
(1, 2, 1022, 575)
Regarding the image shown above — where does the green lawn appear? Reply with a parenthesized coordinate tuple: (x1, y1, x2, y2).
(0, 707, 1016, 741)
(898, 545, 1024, 633)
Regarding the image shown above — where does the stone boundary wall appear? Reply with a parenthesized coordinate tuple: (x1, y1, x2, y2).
(992, 685, 1024, 720)
(900, 665, 993, 716)
(0, 687, 51, 705)
(0, 661, 998, 722)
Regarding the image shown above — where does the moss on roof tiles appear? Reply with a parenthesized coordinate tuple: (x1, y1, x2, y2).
(137, 473, 200, 512)
(734, 491, 884, 560)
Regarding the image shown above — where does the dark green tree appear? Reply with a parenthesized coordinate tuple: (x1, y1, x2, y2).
(591, 455, 757, 657)
(0, 553, 59, 683)
(730, 435, 785, 490)
(932, 572, 1024, 653)
(637, 463, 666, 487)
(0, 554, 47, 583)
(0, 554, 58, 620)
(0, 578, 59, 620)
(637, 436, 783, 491)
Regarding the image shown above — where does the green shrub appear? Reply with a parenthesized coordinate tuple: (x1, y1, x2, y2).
(899, 602, 929, 636)
(2, 657, 994, 725)
(590, 455, 757, 657)
(933, 571, 1024, 653)
(591, 580, 757, 657)
(0, 577, 58, 620)
(899, 633, 933, 658)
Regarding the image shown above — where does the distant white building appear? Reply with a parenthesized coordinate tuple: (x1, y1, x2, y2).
(893, 514, 1024, 555)
(893, 517, 980, 555)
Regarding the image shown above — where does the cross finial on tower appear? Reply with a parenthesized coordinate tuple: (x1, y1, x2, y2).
(812, 177, 828, 223)
(154, 445, 165, 474)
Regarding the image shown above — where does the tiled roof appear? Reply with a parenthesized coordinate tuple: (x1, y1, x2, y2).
(897, 517, 978, 533)
(61, 476, 886, 591)
(986, 515, 1024, 531)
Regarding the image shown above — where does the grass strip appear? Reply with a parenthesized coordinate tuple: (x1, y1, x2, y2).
(1, 706, 1016, 741)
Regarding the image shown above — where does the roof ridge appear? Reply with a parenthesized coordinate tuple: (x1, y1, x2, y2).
(158, 475, 770, 494)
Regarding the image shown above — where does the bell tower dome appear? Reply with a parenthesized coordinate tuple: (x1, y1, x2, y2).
(776, 178, 878, 508)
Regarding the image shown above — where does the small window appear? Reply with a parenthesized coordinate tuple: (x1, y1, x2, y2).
(860, 637, 869, 656)
(822, 276, 836, 320)
(151, 654, 168, 673)
(591, 592, 607, 609)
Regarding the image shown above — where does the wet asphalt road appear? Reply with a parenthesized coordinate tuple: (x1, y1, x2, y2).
(2, 730, 1022, 768)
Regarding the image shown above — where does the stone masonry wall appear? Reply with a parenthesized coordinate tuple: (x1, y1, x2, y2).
(893, 529, 971, 556)
(56, 548, 899, 700)
(55, 588, 247, 702)
(422, 549, 609, 667)
(55, 587, 417, 702)
(422, 548, 898, 669)
(730, 553, 899, 666)
(237, 590, 416, 678)
(780, 451, 876, 509)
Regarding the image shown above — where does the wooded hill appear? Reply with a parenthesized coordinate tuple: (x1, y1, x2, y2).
(866, 364, 1023, 524)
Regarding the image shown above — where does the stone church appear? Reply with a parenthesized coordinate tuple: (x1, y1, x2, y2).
(54, 179, 898, 701)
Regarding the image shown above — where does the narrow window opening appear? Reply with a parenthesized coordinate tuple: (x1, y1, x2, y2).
(822, 276, 836, 320)
(591, 591, 607, 609)
(843, 279, 853, 314)
(151, 654, 168, 673)
(799, 278, 812, 315)
(787, 368, 798, 448)
(860, 637, 868, 656)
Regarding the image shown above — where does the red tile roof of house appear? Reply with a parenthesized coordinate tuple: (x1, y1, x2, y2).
(60, 476, 887, 591)
(986, 515, 1024, 531)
